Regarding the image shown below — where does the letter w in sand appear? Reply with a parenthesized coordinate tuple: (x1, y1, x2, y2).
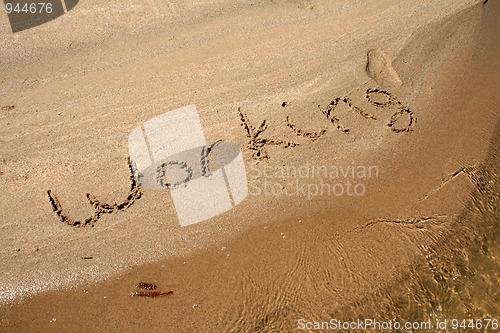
(128, 105, 248, 226)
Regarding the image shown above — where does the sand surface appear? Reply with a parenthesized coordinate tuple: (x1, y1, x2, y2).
(0, 0, 499, 331)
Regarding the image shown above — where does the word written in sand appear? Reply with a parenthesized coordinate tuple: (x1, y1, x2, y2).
(240, 88, 416, 159)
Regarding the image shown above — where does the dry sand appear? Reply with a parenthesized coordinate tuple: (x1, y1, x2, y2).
(0, 0, 499, 331)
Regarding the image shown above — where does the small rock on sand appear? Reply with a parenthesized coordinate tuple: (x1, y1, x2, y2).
(366, 49, 402, 86)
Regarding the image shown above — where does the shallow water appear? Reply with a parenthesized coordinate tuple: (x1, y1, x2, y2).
(343, 125, 499, 332)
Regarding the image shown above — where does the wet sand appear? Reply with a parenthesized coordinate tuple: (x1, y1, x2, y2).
(0, 0, 499, 332)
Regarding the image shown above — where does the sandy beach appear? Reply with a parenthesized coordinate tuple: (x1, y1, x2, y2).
(0, 0, 498, 331)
